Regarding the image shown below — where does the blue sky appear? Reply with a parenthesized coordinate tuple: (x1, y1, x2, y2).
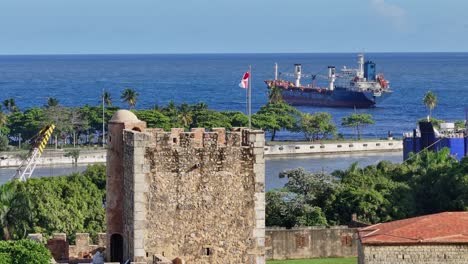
(1, 0, 467, 54)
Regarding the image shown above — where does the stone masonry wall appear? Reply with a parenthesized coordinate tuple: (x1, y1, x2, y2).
(28, 233, 106, 262)
(359, 243, 468, 264)
(122, 127, 265, 264)
(266, 227, 357, 260)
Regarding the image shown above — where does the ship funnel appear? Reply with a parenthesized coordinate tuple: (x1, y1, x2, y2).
(357, 53, 364, 79)
(294, 64, 302, 87)
(328, 66, 336, 91)
(274, 63, 278, 81)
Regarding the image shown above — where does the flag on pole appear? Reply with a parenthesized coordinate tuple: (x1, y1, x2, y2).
(239, 72, 250, 89)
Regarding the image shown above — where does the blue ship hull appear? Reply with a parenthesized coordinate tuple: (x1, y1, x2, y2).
(279, 86, 391, 108)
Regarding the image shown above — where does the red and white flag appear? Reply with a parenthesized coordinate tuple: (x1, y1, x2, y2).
(239, 72, 250, 89)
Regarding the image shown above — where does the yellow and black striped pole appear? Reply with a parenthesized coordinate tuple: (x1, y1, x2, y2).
(37, 124, 55, 154)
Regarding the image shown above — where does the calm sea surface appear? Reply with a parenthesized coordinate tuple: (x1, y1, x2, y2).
(1, 53, 467, 139)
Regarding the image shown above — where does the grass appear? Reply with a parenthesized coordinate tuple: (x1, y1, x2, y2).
(267, 257, 357, 264)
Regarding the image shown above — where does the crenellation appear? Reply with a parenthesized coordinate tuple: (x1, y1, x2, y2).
(212, 127, 226, 145)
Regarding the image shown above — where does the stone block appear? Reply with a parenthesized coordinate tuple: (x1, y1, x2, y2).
(75, 233, 90, 248)
(53, 233, 67, 241)
(97, 233, 107, 247)
(134, 248, 146, 257)
(253, 228, 265, 238)
(27, 233, 43, 243)
(212, 128, 226, 145)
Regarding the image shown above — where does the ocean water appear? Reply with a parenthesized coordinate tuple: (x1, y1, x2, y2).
(1, 53, 467, 139)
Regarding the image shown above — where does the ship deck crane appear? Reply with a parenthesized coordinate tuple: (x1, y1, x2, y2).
(12, 124, 55, 181)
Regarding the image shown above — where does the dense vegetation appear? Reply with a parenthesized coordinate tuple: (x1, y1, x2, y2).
(0, 165, 106, 242)
(0, 96, 343, 149)
(267, 148, 468, 227)
(0, 239, 52, 264)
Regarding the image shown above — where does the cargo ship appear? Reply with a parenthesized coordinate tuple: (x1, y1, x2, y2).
(403, 121, 467, 161)
(264, 54, 392, 108)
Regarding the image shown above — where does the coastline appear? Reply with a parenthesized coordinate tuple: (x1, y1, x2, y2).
(0, 139, 403, 168)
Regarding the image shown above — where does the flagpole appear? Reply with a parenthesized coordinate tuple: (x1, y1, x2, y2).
(248, 65, 252, 129)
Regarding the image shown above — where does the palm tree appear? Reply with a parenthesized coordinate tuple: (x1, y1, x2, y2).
(0, 186, 15, 240)
(423, 91, 437, 119)
(2, 98, 17, 113)
(102, 91, 112, 106)
(177, 103, 193, 128)
(0, 184, 33, 240)
(121, 88, 139, 109)
(192, 102, 208, 112)
(47, 97, 59, 107)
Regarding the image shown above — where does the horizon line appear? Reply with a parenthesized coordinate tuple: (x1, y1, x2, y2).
(1, 51, 468, 56)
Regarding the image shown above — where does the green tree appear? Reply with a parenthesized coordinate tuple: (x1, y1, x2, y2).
(7, 108, 46, 143)
(0, 239, 52, 264)
(43, 106, 71, 148)
(2, 98, 17, 113)
(299, 112, 336, 141)
(0, 184, 33, 240)
(134, 109, 171, 130)
(455, 120, 465, 130)
(266, 168, 337, 227)
(102, 91, 112, 106)
(252, 102, 300, 141)
(0, 134, 8, 151)
(341, 113, 374, 140)
(330, 162, 414, 224)
(0, 165, 106, 241)
(177, 103, 193, 128)
(222, 111, 249, 127)
(423, 91, 437, 119)
(268, 85, 284, 103)
(64, 149, 80, 164)
(0, 110, 9, 136)
(191, 109, 231, 129)
(121, 88, 139, 109)
(46, 97, 59, 107)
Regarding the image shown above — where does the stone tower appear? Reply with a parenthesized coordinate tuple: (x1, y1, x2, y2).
(106, 110, 146, 262)
(107, 114, 266, 263)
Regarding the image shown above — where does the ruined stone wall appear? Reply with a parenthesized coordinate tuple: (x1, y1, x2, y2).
(28, 232, 106, 262)
(122, 127, 265, 264)
(266, 227, 357, 260)
(359, 243, 468, 264)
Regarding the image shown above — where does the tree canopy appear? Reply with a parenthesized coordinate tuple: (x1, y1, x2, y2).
(0, 165, 106, 242)
(252, 102, 300, 141)
(299, 112, 336, 141)
(341, 113, 374, 140)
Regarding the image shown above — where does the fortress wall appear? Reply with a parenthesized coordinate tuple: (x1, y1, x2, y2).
(122, 127, 265, 264)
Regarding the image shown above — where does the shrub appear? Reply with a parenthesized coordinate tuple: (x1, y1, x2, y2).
(0, 239, 52, 264)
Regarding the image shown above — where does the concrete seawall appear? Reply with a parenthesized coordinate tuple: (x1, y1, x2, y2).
(0, 149, 106, 168)
(0, 140, 403, 168)
(265, 140, 402, 157)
